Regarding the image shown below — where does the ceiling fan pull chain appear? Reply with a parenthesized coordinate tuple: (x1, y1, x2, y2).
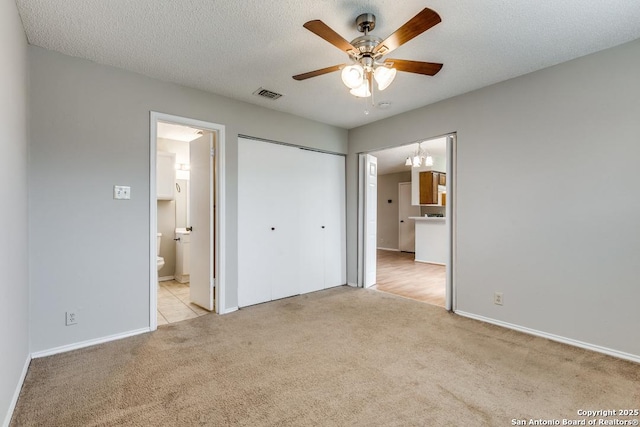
(370, 75, 375, 107)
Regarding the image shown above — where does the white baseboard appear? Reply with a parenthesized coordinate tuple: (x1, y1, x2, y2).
(158, 275, 174, 282)
(222, 306, 238, 314)
(347, 282, 359, 288)
(174, 274, 189, 284)
(2, 354, 31, 427)
(456, 311, 640, 364)
(414, 259, 446, 266)
(31, 327, 150, 359)
(377, 247, 400, 252)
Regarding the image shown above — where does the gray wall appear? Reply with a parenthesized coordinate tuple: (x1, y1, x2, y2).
(0, 0, 29, 422)
(377, 172, 411, 250)
(347, 39, 640, 358)
(28, 46, 348, 353)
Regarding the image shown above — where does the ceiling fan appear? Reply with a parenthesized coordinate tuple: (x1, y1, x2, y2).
(293, 8, 443, 98)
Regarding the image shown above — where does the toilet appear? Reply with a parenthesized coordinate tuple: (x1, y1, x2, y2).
(157, 233, 165, 271)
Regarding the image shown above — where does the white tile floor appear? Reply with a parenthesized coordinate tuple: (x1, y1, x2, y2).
(157, 280, 210, 325)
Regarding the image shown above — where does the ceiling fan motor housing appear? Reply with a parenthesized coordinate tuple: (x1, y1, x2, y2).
(356, 13, 376, 33)
(351, 14, 384, 63)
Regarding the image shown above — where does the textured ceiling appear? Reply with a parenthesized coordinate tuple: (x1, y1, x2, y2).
(16, 0, 640, 129)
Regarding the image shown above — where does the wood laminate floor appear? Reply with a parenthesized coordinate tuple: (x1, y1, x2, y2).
(373, 249, 446, 307)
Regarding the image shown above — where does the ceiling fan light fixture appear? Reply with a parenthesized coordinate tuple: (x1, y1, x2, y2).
(425, 155, 434, 166)
(341, 64, 365, 89)
(374, 66, 397, 91)
(405, 157, 412, 166)
(349, 81, 371, 98)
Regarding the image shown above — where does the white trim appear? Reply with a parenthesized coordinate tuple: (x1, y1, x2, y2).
(347, 282, 358, 287)
(377, 247, 400, 252)
(222, 306, 238, 314)
(215, 125, 227, 315)
(414, 260, 446, 266)
(2, 355, 31, 427)
(445, 134, 457, 312)
(150, 112, 227, 321)
(149, 113, 158, 330)
(31, 328, 150, 359)
(455, 311, 640, 364)
(158, 275, 174, 282)
(356, 154, 364, 286)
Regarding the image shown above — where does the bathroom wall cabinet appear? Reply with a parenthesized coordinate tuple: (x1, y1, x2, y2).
(157, 151, 176, 200)
(237, 138, 346, 307)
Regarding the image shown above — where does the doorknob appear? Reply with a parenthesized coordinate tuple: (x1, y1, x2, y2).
(400, 220, 404, 223)
(186, 226, 193, 231)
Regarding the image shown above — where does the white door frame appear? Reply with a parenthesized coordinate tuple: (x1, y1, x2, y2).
(357, 133, 457, 311)
(149, 112, 227, 330)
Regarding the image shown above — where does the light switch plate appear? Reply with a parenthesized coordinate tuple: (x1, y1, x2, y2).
(114, 185, 131, 200)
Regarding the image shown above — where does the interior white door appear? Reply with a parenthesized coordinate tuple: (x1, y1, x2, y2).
(399, 182, 420, 252)
(189, 133, 214, 310)
(363, 154, 377, 288)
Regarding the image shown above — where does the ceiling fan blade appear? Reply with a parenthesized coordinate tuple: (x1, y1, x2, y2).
(374, 8, 441, 55)
(384, 59, 443, 76)
(303, 20, 359, 55)
(293, 64, 345, 81)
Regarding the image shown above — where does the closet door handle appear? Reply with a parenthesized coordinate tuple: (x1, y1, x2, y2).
(321, 226, 325, 229)
(400, 220, 404, 223)
(271, 227, 275, 231)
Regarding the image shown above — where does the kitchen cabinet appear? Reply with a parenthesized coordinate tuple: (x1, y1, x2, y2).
(157, 151, 176, 200)
(419, 171, 446, 205)
(419, 171, 439, 204)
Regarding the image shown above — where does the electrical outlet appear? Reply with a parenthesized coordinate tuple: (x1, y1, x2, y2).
(494, 292, 504, 306)
(66, 311, 78, 326)
(113, 185, 131, 200)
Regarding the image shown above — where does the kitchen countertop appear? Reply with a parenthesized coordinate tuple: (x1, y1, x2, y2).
(409, 216, 446, 221)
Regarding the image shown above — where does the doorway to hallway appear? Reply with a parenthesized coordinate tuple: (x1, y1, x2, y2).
(358, 134, 455, 310)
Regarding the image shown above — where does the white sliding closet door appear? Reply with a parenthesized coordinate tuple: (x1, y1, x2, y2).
(238, 138, 346, 307)
(238, 138, 300, 307)
(298, 149, 346, 293)
(298, 149, 326, 294)
(323, 153, 346, 288)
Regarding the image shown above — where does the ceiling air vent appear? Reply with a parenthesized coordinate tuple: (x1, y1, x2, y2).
(253, 87, 284, 100)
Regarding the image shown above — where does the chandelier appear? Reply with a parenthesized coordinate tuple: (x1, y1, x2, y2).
(405, 142, 433, 168)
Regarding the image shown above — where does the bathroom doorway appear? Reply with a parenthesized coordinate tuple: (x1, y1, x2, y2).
(150, 112, 226, 329)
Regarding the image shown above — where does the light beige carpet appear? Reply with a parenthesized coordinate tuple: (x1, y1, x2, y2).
(12, 286, 640, 426)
